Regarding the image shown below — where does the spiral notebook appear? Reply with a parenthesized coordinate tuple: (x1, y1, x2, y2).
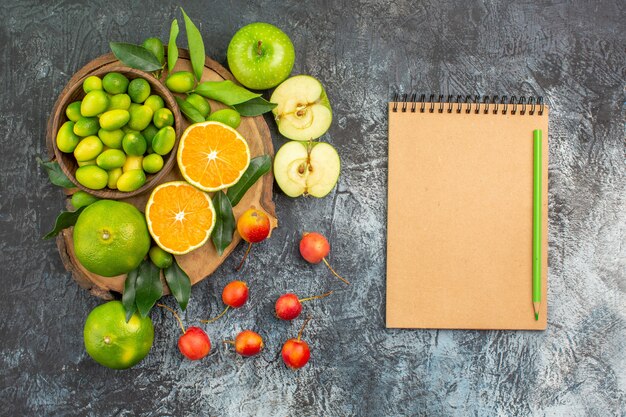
(386, 94, 548, 330)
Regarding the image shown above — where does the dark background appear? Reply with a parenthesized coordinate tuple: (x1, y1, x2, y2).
(1, 0, 624, 416)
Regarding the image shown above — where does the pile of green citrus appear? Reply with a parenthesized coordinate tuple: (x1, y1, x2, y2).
(56, 72, 176, 192)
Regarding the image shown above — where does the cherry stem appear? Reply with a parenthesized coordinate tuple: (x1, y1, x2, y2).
(297, 316, 312, 341)
(235, 242, 253, 271)
(200, 305, 230, 324)
(156, 303, 186, 334)
(298, 291, 333, 303)
(322, 258, 350, 285)
(257, 40, 262, 56)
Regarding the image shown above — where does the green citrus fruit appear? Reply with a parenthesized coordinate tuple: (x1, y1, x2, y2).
(208, 109, 241, 129)
(151, 126, 176, 155)
(142, 38, 165, 65)
(75, 165, 108, 190)
(142, 153, 163, 174)
(56, 121, 80, 153)
(144, 95, 164, 113)
(122, 131, 147, 156)
(165, 71, 195, 93)
(83, 76, 102, 93)
(83, 301, 154, 370)
(108, 94, 131, 111)
(152, 108, 174, 129)
(73, 117, 100, 137)
(149, 246, 173, 269)
(81, 90, 110, 117)
(107, 167, 123, 189)
(102, 72, 130, 95)
(71, 191, 100, 210)
(128, 78, 151, 103)
(185, 94, 210, 118)
(66, 101, 83, 122)
(73, 200, 150, 276)
(116, 170, 146, 192)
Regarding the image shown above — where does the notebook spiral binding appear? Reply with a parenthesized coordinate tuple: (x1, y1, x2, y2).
(391, 93, 544, 116)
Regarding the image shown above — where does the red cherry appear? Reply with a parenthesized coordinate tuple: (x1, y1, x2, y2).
(177, 327, 211, 360)
(158, 303, 211, 361)
(233, 330, 264, 357)
(236, 208, 271, 271)
(275, 294, 302, 320)
(282, 339, 310, 369)
(275, 291, 332, 321)
(222, 280, 249, 308)
(299, 232, 349, 285)
(201, 281, 249, 324)
(237, 208, 271, 243)
(299, 232, 330, 263)
(281, 317, 312, 369)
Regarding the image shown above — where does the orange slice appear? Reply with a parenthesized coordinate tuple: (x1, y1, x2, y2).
(177, 121, 251, 192)
(145, 181, 216, 255)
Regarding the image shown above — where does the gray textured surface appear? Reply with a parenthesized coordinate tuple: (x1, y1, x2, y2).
(0, 0, 624, 416)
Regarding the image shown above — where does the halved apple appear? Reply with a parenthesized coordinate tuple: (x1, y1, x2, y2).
(270, 75, 332, 141)
(273, 141, 340, 198)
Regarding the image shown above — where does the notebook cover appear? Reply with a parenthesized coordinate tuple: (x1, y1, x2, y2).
(386, 103, 548, 330)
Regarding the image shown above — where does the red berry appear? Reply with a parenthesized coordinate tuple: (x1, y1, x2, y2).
(222, 280, 248, 308)
(299, 232, 330, 264)
(282, 339, 310, 369)
(237, 208, 270, 243)
(178, 327, 211, 360)
(234, 330, 264, 356)
(275, 293, 303, 320)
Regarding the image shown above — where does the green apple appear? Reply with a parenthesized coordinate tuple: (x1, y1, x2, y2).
(227, 22, 295, 90)
(270, 75, 332, 141)
(273, 141, 340, 198)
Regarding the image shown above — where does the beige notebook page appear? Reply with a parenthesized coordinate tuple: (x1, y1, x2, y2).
(386, 103, 548, 330)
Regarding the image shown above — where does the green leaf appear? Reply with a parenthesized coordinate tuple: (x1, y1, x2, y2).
(168, 19, 179, 72)
(123, 267, 139, 322)
(181, 8, 205, 81)
(110, 42, 163, 72)
(163, 260, 191, 311)
(227, 155, 272, 206)
(211, 191, 235, 255)
(42, 207, 85, 239)
(37, 157, 74, 188)
(135, 259, 163, 318)
(194, 80, 261, 106)
(175, 96, 205, 124)
(232, 97, 277, 117)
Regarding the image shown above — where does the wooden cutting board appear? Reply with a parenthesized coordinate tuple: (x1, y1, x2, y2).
(46, 50, 277, 299)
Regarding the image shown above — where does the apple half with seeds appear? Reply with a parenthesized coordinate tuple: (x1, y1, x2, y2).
(273, 141, 340, 198)
(270, 75, 332, 141)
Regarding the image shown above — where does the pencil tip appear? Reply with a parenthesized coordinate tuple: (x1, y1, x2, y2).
(535, 313, 539, 321)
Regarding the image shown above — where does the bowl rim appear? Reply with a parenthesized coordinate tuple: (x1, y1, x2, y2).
(48, 65, 183, 199)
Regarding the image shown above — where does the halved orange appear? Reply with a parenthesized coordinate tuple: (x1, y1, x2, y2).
(177, 121, 251, 192)
(145, 181, 216, 255)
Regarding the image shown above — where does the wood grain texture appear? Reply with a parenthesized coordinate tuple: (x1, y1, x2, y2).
(1, 1, 624, 416)
(50, 50, 277, 297)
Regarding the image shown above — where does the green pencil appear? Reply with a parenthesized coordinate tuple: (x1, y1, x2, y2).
(533, 129, 542, 320)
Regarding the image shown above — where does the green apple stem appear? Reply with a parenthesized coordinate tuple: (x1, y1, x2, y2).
(257, 40, 263, 56)
(157, 303, 186, 334)
(236, 242, 253, 271)
(297, 316, 312, 341)
(200, 305, 230, 324)
(322, 258, 350, 285)
(298, 291, 333, 303)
